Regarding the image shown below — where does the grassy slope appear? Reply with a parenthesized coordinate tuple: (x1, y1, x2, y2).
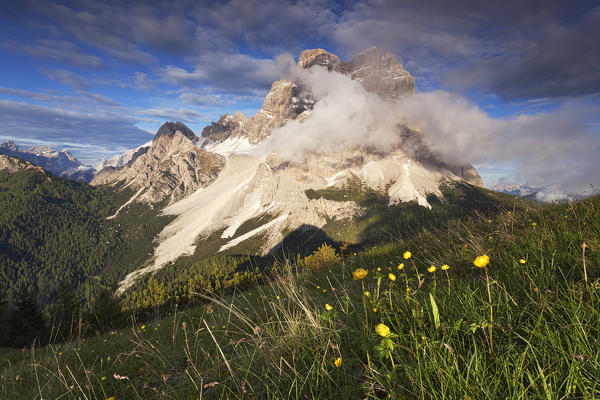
(1, 193, 599, 399)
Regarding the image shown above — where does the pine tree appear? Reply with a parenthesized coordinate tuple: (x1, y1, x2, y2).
(0, 290, 11, 347)
(87, 287, 124, 333)
(48, 285, 81, 340)
(10, 285, 48, 348)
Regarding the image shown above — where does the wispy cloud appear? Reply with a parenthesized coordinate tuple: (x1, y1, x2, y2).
(1, 38, 104, 69)
(42, 69, 92, 90)
(138, 107, 205, 122)
(160, 52, 278, 94)
(0, 99, 150, 164)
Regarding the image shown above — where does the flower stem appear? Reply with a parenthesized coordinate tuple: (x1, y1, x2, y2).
(484, 267, 493, 354)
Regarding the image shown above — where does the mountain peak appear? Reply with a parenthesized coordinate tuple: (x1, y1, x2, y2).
(0, 140, 18, 151)
(155, 121, 197, 142)
(298, 49, 342, 71)
(342, 47, 415, 97)
(0, 141, 93, 182)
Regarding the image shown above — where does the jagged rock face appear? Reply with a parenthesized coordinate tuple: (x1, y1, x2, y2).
(0, 141, 94, 182)
(297, 48, 342, 71)
(0, 154, 48, 175)
(202, 80, 314, 145)
(341, 47, 415, 98)
(201, 47, 416, 150)
(92, 122, 225, 205)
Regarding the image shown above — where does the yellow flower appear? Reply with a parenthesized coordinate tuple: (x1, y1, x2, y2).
(428, 265, 437, 273)
(441, 264, 450, 270)
(276, 295, 280, 299)
(322, 289, 327, 293)
(375, 323, 390, 337)
(141, 325, 146, 330)
(403, 251, 412, 259)
(377, 267, 381, 271)
(373, 307, 378, 312)
(364, 291, 370, 297)
(107, 398, 116, 400)
(519, 259, 526, 264)
(406, 287, 411, 294)
(531, 222, 537, 226)
(325, 303, 333, 311)
(388, 273, 396, 281)
(397, 263, 404, 270)
(473, 255, 490, 268)
(488, 219, 492, 223)
(101, 376, 107, 381)
(334, 357, 342, 367)
(353, 268, 368, 280)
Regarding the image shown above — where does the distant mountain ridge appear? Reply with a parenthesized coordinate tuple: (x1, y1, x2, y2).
(0, 141, 94, 182)
(488, 183, 540, 199)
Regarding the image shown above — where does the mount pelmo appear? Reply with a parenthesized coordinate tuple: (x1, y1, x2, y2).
(92, 48, 483, 293)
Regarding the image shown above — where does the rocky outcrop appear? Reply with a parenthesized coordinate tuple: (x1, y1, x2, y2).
(0, 141, 94, 182)
(202, 80, 314, 145)
(297, 48, 342, 71)
(341, 47, 415, 98)
(0, 154, 48, 174)
(92, 122, 225, 205)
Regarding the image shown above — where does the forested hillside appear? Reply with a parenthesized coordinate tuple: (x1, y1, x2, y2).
(0, 169, 118, 306)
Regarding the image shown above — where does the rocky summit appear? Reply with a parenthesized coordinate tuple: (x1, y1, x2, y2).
(92, 122, 225, 207)
(201, 47, 415, 150)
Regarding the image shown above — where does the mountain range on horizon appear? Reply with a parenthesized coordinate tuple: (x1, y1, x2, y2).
(0, 140, 94, 182)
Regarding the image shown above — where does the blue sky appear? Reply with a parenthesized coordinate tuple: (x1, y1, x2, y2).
(0, 0, 598, 190)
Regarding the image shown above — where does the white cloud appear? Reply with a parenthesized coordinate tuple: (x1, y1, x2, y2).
(257, 58, 600, 199)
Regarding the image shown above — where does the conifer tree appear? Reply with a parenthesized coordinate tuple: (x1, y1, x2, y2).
(48, 285, 80, 340)
(87, 287, 124, 333)
(10, 285, 48, 348)
(0, 290, 11, 347)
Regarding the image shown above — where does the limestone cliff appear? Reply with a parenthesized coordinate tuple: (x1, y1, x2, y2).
(92, 122, 225, 205)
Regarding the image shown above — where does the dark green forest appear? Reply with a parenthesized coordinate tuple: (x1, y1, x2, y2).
(0, 169, 118, 306)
